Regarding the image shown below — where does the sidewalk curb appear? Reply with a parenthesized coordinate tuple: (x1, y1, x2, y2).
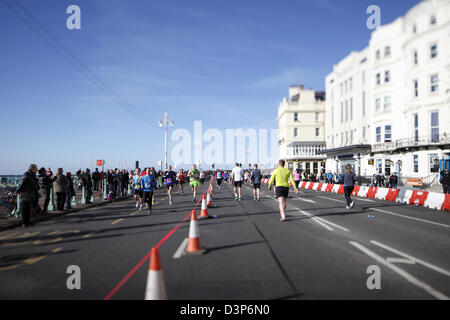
(0, 195, 133, 232)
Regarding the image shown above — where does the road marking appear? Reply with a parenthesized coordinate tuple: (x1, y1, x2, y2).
(23, 255, 47, 265)
(293, 197, 316, 204)
(293, 209, 334, 231)
(51, 247, 63, 253)
(315, 195, 374, 203)
(173, 238, 189, 259)
(33, 237, 63, 245)
(111, 218, 124, 225)
(350, 241, 449, 300)
(314, 216, 350, 232)
(0, 264, 21, 271)
(3, 240, 32, 246)
(0, 232, 21, 240)
(386, 257, 415, 264)
(371, 240, 450, 276)
(369, 208, 450, 228)
(129, 210, 139, 216)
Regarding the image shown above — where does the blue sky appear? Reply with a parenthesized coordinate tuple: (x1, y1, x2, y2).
(0, 0, 420, 174)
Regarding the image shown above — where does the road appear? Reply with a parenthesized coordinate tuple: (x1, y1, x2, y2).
(0, 181, 449, 300)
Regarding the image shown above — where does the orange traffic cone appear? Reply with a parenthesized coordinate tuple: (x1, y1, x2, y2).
(186, 210, 205, 254)
(144, 247, 168, 300)
(199, 194, 209, 218)
(206, 191, 212, 207)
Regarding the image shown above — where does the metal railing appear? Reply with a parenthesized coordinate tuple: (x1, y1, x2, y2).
(371, 133, 450, 152)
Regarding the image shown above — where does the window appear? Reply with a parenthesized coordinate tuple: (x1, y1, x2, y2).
(315, 128, 320, 137)
(431, 111, 439, 142)
(362, 91, 366, 116)
(345, 100, 348, 122)
(385, 125, 392, 142)
(306, 162, 310, 174)
(313, 162, 318, 174)
(430, 15, 437, 25)
(375, 98, 381, 112)
(413, 155, 419, 173)
(385, 46, 391, 57)
(385, 70, 390, 83)
(413, 50, 418, 65)
(294, 128, 298, 137)
(413, 79, 419, 97)
(376, 127, 381, 143)
(376, 50, 380, 60)
(413, 113, 419, 142)
(294, 113, 298, 121)
(430, 43, 438, 59)
(376, 159, 383, 174)
(315, 112, 320, 122)
(350, 98, 353, 121)
(384, 96, 391, 110)
(430, 74, 439, 93)
(376, 73, 381, 85)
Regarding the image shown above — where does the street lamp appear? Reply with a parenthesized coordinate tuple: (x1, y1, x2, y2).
(159, 112, 174, 171)
(396, 160, 402, 186)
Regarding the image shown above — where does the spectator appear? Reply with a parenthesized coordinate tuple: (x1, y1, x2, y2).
(83, 168, 93, 204)
(293, 169, 301, 188)
(389, 173, 398, 189)
(53, 168, 68, 211)
(121, 169, 129, 196)
(16, 164, 40, 227)
(440, 169, 450, 194)
(66, 172, 75, 209)
(37, 167, 55, 215)
(92, 168, 100, 191)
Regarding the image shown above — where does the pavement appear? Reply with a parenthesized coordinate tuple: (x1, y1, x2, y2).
(0, 181, 449, 300)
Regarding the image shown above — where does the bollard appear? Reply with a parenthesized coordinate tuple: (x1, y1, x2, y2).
(48, 188, 55, 211)
(81, 186, 86, 204)
(12, 194, 22, 218)
(72, 177, 78, 207)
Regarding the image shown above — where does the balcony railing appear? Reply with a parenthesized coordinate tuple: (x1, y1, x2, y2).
(371, 133, 450, 152)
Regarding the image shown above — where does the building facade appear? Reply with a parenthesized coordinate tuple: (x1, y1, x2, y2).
(278, 85, 326, 174)
(323, 0, 450, 183)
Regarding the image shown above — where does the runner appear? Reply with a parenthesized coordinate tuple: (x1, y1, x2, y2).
(250, 164, 262, 201)
(216, 170, 223, 188)
(199, 170, 206, 184)
(187, 164, 200, 202)
(244, 170, 250, 184)
(132, 168, 143, 211)
(177, 169, 186, 196)
(223, 171, 229, 185)
(231, 162, 243, 200)
(268, 160, 298, 222)
(141, 167, 157, 215)
(343, 164, 357, 209)
(164, 165, 176, 205)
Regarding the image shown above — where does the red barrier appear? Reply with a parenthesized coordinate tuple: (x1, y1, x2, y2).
(317, 183, 323, 191)
(385, 188, 400, 202)
(301, 182, 307, 189)
(308, 182, 314, 190)
(337, 185, 344, 194)
(409, 190, 429, 207)
(366, 187, 378, 199)
(442, 194, 450, 212)
(351, 185, 360, 196)
(325, 184, 333, 192)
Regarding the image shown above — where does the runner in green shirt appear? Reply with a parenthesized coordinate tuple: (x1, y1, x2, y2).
(268, 160, 298, 222)
(187, 164, 200, 202)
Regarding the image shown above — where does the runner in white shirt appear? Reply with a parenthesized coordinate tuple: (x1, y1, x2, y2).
(231, 163, 243, 200)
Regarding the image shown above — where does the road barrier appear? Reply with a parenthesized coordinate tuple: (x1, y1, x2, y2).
(409, 190, 429, 207)
(294, 180, 449, 212)
(144, 247, 167, 300)
(186, 209, 205, 254)
(200, 194, 209, 219)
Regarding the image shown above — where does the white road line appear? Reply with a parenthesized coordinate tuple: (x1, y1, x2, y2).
(369, 208, 450, 228)
(293, 197, 316, 204)
(293, 209, 334, 231)
(386, 257, 415, 264)
(371, 240, 450, 276)
(316, 195, 374, 203)
(314, 216, 350, 232)
(173, 238, 189, 259)
(350, 241, 449, 300)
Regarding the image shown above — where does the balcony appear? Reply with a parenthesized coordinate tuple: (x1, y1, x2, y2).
(371, 133, 450, 153)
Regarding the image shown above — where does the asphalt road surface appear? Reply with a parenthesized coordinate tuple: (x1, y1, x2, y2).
(0, 181, 449, 300)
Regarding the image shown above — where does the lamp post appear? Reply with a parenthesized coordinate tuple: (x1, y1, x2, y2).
(396, 160, 402, 186)
(159, 112, 174, 171)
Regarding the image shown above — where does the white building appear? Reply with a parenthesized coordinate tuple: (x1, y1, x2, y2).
(323, 0, 450, 184)
(278, 85, 326, 174)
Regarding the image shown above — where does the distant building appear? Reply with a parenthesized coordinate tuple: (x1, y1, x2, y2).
(323, 0, 450, 182)
(277, 85, 326, 174)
